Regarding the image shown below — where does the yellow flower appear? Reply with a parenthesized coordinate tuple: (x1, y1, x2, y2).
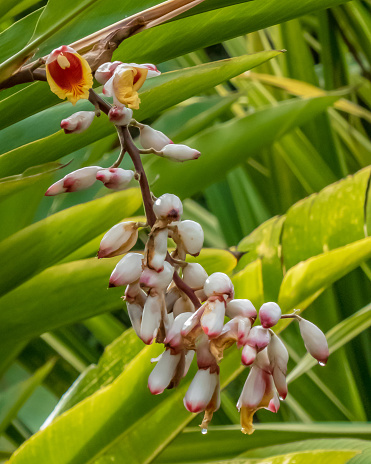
(46, 46, 93, 105)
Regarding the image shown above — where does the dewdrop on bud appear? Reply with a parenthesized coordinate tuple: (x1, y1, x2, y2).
(245, 326, 271, 351)
(184, 368, 218, 413)
(108, 106, 133, 126)
(226, 299, 257, 320)
(175, 220, 204, 256)
(60, 111, 95, 134)
(109, 253, 143, 287)
(298, 318, 329, 366)
(45, 166, 101, 195)
(161, 144, 201, 161)
(96, 168, 134, 190)
(95, 61, 122, 84)
(140, 125, 172, 151)
(140, 262, 174, 289)
(98, 222, 138, 258)
(204, 273, 234, 300)
(182, 263, 208, 289)
(153, 194, 183, 223)
(259, 302, 281, 328)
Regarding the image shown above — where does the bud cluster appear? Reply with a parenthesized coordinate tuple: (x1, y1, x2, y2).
(44, 51, 329, 436)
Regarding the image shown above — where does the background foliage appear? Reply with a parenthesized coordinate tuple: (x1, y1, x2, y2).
(0, 0, 370, 462)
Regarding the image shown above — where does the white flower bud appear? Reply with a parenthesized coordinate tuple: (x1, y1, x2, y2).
(182, 263, 208, 289)
(95, 61, 121, 84)
(127, 302, 143, 337)
(245, 326, 271, 351)
(259, 302, 282, 328)
(268, 334, 289, 400)
(175, 220, 204, 256)
(226, 299, 257, 320)
(96, 168, 134, 190)
(139, 262, 174, 289)
(180, 304, 204, 338)
(237, 366, 266, 410)
(184, 350, 195, 377)
(267, 390, 280, 413)
(148, 349, 182, 395)
(109, 253, 143, 287)
(140, 125, 172, 150)
(173, 296, 194, 318)
(153, 194, 183, 222)
(165, 312, 193, 348)
(201, 299, 225, 338)
(146, 228, 168, 272)
(241, 344, 257, 366)
(298, 318, 329, 365)
(60, 111, 95, 134)
(204, 272, 234, 300)
(108, 106, 133, 126)
(184, 368, 218, 413)
(140, 292, 165, 344)
(98, 222, 138, 258)
(236, 317, 252, 347)
(45, 166, 101, 196)
(161, 144, 201, 161)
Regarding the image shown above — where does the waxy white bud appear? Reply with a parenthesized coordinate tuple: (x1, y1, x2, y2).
(140, 125, 172, 151)
(45, 166, 101, 196)
(201, 299, 226, 338)
(148, 349, 181, 394)
(182, 263, 208, 289)
(268, 335, 289, 400)
(241, 344, 257, 366)
(108, 106, 133, 126)
(184, 368, 218, 413)
(226, 299, 257, 320)
(60, 111, 95, 134)
(245, 326, 271, 351)
(298, 318, 329, 366)
(165, 312, 193, 348)
(127, 302, 143, 337)
(184, 350, 195, 377)
(153, 194, 183, 222)
(109, 253, 143, 287)
(259, 302, 282, 328)
(146, 228, 168, 272)
(236, 317, 252, 347)
(173, 296, 194, 318)
(140, 293, 165, 344)
(98, 222, 138, 259)
(237, 366, 266, 410)
(140, 261, 174, 289)
(96, 168, 134, 190)
(204, 272, 234, 300)
(267, 390, 280, 413)
(175, 220, 204, 256)
(181, 304, 204, 338)
(95, 61, 121, 84)
(161, 144, 201, 161)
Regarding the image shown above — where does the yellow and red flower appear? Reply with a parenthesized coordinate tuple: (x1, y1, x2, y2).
(46, 46, 93, 105)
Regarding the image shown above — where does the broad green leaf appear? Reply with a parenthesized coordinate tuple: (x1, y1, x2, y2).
(187, 248, 237, 275)
(0, 359, 56, 434)
(0, 52, 282, 174)
(145, 95, 340, 199)
(0, 188, 142, 297)
(288, 303, 371, 383)
(232, 259, 264, 308)
(277, 237, 371, 318)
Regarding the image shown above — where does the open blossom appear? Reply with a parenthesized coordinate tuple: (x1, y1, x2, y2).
(45, 166, 101, 195)
(46, 46, 93, 105)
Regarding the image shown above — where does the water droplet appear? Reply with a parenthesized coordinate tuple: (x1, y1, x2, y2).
(318, 361, 326, 367)
(201, 428, 208, 435)
(278, 396, 284, 401)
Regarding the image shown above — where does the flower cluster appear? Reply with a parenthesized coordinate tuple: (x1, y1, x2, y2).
(44, 46, 329, 435)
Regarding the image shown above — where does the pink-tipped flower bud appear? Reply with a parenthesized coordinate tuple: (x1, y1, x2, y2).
(108, 106, 133, 126)
(161, 144, 201, 161)
(236, 317, 252, 347)
(267, 390, 280, 413)
(109, 253, 143, 287)
(146, 228, 168, 272)
(201, 299, 226, 338)
(45, 166, 101, 196)
(184, 368, 218, 413)
(98, 221, 138, 258)
(96, 168, 134, 190)
(60, 111, 95, 134)
(237, 366, 266, 411)
(298, 318, 329, 366)
(153, 194, 183, 223)
(140, 125, 172, 151)
(204, 272, 234, 301)
(259, 302, 282, 328)
(165, 312, 193, 348)
(140, 293, 165, 344)
(175, 220, 204, 256)
(241, 344, 257, 366)
(182, 263, 208, 289)
(139, 262, 174, 290)
(226, 299, 257, 320)
(268, 334, 289, 400)
(148, 349, 182, 395)
(245, 326, 271, 351)
(127, 302, 143, 337)
(95, 61, 122, 84)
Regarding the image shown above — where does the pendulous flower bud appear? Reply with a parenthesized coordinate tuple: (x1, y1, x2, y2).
(182, 263, 208, 289)
(145, 228, 168, 272)
(109, 253, 143, 287)
(108, 106, 133, 126)
(153, 194, 183, 223)
(201, 299, 226, 338)
(259, 302, 282, 328)
(204, 272, 234, 301)
(268, 334, 289, 400)
(226, 299, 257, 320)
(45, 166, 101, 196)
(127, 302, 143, 337)
(96, 168, 134, 190)
(98, 221, 138, 258)
(161, 144, 201, 161)
(174, 220, 204, 256)
(140, 292, 166, 344)
(148, 349, 182, 395)
(298, 318, 329, 366)
(184, 368, 218, 413)
(245, 326, 271, 351)
(139, 125, 172, 151)
(60, 111, 95, 134)
(139, 262, 174, 290)
(241, 344, 257, 366)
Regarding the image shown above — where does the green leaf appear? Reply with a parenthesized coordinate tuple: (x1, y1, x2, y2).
(0, 187, 142, 297)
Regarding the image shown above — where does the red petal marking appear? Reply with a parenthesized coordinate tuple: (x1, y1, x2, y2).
(133, 69, 142, 85)
(48, 52, 83, 91)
